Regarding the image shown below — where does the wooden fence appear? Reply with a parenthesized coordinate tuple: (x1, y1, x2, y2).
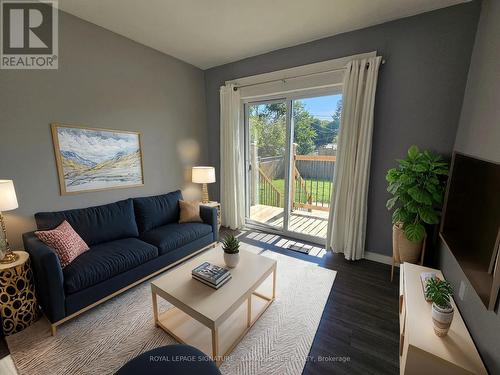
(254, 143, 336, 212)
(292, 153, 335, 212)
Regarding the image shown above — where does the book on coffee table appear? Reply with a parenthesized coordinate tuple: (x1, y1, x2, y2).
(192, 262, 231, 287)
(192, 274, 232, 289)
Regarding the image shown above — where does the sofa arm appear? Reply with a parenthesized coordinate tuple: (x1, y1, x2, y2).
(200, 206, 219, 242)
(22, 232, 66, 323)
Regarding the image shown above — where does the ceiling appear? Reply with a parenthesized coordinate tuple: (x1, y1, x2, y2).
(58, 0, 469, 69)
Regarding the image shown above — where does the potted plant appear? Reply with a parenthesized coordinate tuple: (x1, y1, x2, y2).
(386, 145, 448, 263)
(222, 235, 240, 268)
(425, 278, 454, 336)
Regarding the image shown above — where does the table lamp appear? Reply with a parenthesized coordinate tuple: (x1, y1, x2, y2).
(192, 167, 216, 203)
(0, 180, 19, 264)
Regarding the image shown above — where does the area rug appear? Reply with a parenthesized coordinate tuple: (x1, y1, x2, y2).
(6, 244, 335, 375)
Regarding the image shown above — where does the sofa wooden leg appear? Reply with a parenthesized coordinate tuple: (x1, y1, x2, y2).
(51, 324, 57, 336)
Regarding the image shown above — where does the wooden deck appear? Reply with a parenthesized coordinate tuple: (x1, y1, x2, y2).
(249, 204, 329, 238)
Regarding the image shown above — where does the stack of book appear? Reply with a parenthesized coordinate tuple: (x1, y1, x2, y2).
(192, 262, 231, 289)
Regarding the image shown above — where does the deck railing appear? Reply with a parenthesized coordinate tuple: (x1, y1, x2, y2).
(258, 166, 282, 208)
(257, 156, 335, 211)
(292, 154, 335, 212)
(251, 142, 335, 212)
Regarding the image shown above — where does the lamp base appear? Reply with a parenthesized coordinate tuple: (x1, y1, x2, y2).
(0, 211, 18, 264)
(201, 183, 210, 204)
(0, 251, 19, 264)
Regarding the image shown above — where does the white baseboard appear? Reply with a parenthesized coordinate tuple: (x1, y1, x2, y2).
(364, 251, 395, 266)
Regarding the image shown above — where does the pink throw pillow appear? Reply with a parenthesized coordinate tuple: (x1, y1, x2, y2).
(35, 220, 89, 267)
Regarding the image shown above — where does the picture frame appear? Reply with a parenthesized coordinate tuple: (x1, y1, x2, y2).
(51, 123, 145, 195)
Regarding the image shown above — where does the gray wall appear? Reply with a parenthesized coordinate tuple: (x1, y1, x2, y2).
(438, 0, 500, 373)
(205, 2, 480, 256)
(0, 11, 208, 249)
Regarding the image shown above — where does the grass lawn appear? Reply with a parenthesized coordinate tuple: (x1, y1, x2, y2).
(268, 178, 332, 204)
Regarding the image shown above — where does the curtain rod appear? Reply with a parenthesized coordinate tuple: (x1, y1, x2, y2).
(233, 58, 386, 91)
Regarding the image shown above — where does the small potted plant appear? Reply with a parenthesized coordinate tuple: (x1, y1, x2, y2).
(425, 278, 454, 337)
(386, 145, 448, 263)
(222, 235, 240, 268)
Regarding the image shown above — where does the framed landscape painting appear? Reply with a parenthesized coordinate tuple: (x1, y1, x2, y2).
(51, 123, 144, 195)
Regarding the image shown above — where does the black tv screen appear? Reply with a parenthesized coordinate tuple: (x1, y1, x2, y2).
(441, 152, 500, 310)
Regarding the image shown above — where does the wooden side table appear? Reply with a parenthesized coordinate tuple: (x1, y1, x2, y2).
(0, 251, 39, 335)
(201, 201, 221, 230)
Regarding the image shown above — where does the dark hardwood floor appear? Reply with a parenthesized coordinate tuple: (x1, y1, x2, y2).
(0, 336, 8, 359)
(1, 228, 400, 375)
(237, 230, 400, 375)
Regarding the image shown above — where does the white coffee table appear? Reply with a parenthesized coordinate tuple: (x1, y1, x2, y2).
(151, 245, 277, 366)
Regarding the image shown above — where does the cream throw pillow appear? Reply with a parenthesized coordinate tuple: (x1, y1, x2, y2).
(179, 200, 203, 223)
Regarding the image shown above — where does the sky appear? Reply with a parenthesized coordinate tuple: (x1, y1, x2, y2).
(300, 94, 341, 121)
(57, 127, 139, 163)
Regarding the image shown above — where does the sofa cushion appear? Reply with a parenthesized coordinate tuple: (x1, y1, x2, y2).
(63, 238, 158, 294)
(35, 220, 89, 268)
(140, 223, 212, 255)
(35, 199, 138, 246)
(133, 190, 183, 233)
(178, 200, 202, 224)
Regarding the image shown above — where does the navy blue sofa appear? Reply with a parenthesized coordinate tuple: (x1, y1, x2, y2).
(22, 190, 218, 332)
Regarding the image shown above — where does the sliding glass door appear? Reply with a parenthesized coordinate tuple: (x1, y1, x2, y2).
(246, 100, 289, 231)
(245, 92, 341, 243)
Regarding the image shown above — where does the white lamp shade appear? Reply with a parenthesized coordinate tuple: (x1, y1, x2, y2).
(0, 180, 18, 212)
(192, 166, 216, 184)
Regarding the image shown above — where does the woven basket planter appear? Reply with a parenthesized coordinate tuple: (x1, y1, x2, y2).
(393, 223, 424, 264)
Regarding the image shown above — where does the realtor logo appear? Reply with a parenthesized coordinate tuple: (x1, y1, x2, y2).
(1, 0, 58, 69)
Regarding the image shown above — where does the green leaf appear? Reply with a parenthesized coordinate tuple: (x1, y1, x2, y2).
(387, 182, 401, 194)
(428, 176, 440, 186)
(386, 196, 398, 210)
(404, 200, 420, 213)
(419, 207, 439, 224)
(408, 186, 432, 205)
(392, 208, 410, 225)
(431, 153, 444, 163)
(399, 174, 415, 185)
(404, 223, 426, 243)
(408, 145, 419, 160)
(398, 159, 411, 168)
(425, 184, 437, 195)
(432, 162, 449, 169)
(412, 163, 428, 173)
(425, 278, 453, 307)
(434, 168, 449, 175)
(432, 191, 443, 204)
(386, 168, 399, 183)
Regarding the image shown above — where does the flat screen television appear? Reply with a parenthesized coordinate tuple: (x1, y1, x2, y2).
(440, 152, 500, 310)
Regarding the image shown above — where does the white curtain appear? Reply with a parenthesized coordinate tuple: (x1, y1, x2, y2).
(326, 56, 382, 260)
(220, 83, 245, 229)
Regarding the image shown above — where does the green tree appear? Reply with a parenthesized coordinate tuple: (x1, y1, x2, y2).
(249, 100, 321, 156)
(308, 100, 342, 149)
(293, 101, 317, 155)
(249, 103, 286, 157)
